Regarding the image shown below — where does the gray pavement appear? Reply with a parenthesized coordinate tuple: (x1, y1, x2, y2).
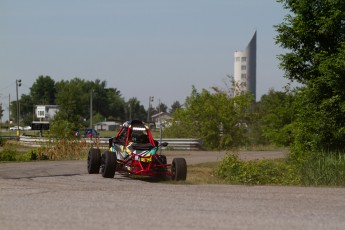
(1, 151, 344, 230)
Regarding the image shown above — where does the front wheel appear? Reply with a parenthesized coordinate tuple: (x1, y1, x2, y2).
(171, 158, 187, 181)
(87, 148, 101, 174)
(102, 151, 117, 178)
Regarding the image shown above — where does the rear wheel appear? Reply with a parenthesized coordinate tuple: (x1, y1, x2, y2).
(171, 158, 187, 181)
(87, 148, 101, 174)
(102, 151, 117, 178)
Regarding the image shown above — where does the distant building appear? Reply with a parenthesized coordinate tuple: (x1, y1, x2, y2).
(94, 121, 121, 131)
(234, 31, 257, 100)
(151, 112, 173, 129)
(31, 105, 59, 131)
(34, 105, 59, 121)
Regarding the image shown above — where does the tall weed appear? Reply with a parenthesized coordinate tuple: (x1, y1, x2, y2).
(299, 150, 345, 186)
(0, 139, 92, 162)
(40, 139, 89, 160)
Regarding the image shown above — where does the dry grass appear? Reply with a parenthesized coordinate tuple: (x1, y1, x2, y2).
(186, 162, 224, 184)
(35, 139, 95, 160)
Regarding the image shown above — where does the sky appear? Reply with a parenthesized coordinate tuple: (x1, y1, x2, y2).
(0, 0, 292, 116)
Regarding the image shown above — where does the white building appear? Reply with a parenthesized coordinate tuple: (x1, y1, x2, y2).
(94, 121, 121, 131)
(34, 105, 59, 121)
(151, 112, 172, 129)
(234, 31, 257, 100)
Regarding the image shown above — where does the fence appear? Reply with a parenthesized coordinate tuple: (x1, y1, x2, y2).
(18, 136, 203, 150)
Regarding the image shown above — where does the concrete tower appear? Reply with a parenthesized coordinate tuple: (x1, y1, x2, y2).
(234, 31, 257, 100)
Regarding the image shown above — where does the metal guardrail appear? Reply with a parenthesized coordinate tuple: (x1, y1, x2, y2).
(158, 138, 202, 150)
(0, 136, 20, 141)
(17, 136, 203, 150)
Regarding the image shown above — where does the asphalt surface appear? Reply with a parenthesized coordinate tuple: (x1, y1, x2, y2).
(1, 151, 345, 230)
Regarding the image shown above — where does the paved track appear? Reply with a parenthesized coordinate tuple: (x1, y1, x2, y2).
(1, 151, 345, 230)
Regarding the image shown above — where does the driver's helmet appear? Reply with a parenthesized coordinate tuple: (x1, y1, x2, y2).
(135, 132, 148, 143)
(131, 127, 148, 144)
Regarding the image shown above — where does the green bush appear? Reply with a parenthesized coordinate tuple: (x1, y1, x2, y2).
(0, 147, 17, 161)
(299, 150, 345, 186)
(215, 154, 300, 185)
(15, 149, 48, 161)
(0, 137, 6, 146)
(16, 151, 34, 162)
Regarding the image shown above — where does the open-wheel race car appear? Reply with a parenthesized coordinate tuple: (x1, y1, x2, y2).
(87, 120, 187, 181)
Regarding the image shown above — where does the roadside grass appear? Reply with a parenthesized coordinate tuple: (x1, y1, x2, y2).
(237, 144, 288, 152)
(0, 142, 38, 162)
(186, 162, 224, 184)
(215, 154, 301, 186)
(0, 140, 89, 162)
(299, 150, 345, 187)
(40, 139, 90, 160)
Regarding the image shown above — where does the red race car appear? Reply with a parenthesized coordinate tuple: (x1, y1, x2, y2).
(87, 120, 187, 181)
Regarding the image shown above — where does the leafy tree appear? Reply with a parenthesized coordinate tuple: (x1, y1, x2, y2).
(9, 76, 55, 126)
(127, 97, 147, 121)
(275, 0, 345, 151)
(211, 74, 236, 97)
(164, 86, 254, 150)
(91, 112, 105, 125)
(256, 89, 296, 146)
(169, 101, 182, 114)
(83, 79, 126, 121)
(153, 102, 168, 114)
(30, 76, 56, 105)
(51, 78, 86, 137)
(9, 94, 33, 125)
(105, 88, 125, 120)
(20, 94, 34, 125)
(51, 78, 126, 136)
(0, 104, 4, 122)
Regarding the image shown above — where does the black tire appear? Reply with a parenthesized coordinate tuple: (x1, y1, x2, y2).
(102, 151, 116, 178)
(171, 158, 187, 181)
(87, 148, 101, 174)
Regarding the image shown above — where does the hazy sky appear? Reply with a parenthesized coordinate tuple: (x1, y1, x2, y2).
(1, 0, 291, 114)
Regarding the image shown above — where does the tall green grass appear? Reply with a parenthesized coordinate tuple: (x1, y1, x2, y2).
(299, 150, 345, 186)
(215, 151, 345, 187)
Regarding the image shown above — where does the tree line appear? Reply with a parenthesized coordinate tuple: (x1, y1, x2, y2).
(2, 0, 344, 155)
(2, 73, 297, 150)
(5, 76, 182, 131)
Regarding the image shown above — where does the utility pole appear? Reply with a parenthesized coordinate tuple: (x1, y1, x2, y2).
(0, 103, 2, 130)
(159, 99, 162, 154)
(128, 104, 132, 120)
(8, 93, 10, 125)
(16, 79, 21, 136)
(147, 96, 154, 124)
(90, 89, 93, 129)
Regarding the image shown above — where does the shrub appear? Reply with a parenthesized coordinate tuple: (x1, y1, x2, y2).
(0, 137, 6, 147)
(299, 150, 345, 186)
(215, 154, 300, 185)
(0, 147, 17, 161)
